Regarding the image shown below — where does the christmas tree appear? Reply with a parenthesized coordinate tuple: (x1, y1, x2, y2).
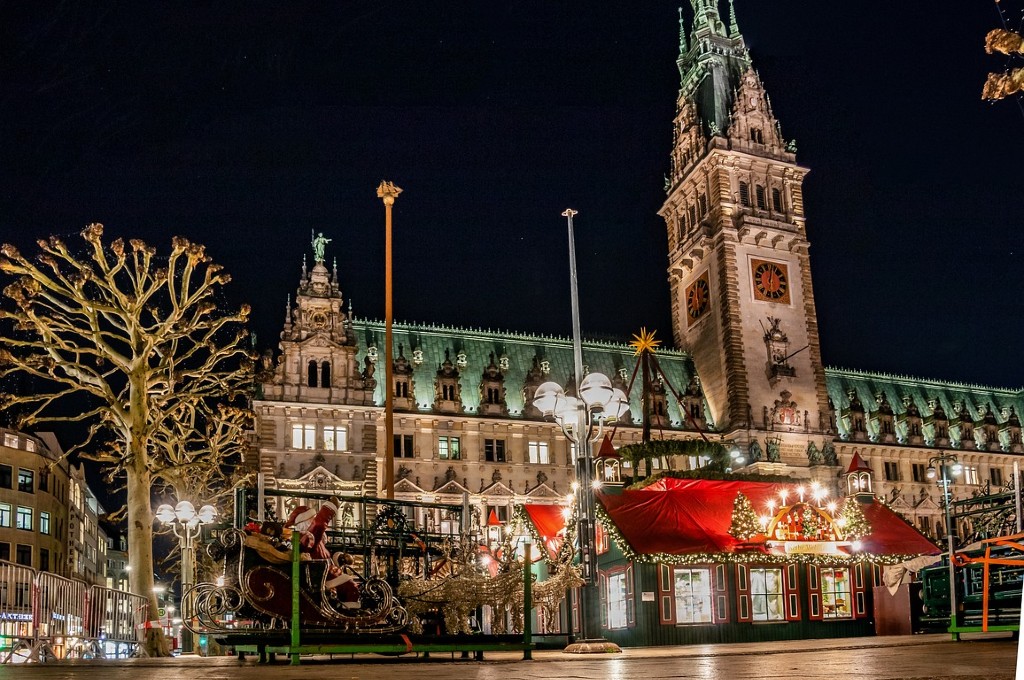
(839, 498, 871, 540)
(800, 504, 822, 540)
(728, 492, 761, 540)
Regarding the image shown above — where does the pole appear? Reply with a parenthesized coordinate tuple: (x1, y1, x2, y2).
(378, 181, 402, 499)
(290, 531, 301, 666)
(522, 537, 533, 660)
(180, 530, 194, 654)
(1015, 461, 1022, 533)
(943, 471, 957, 636)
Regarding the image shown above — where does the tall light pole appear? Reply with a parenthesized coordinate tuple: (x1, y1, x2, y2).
(377, 180, 402, 499)
(926, 452, 963, 635)
(155, 500, 216, 654)
(532, 208, 628, 654)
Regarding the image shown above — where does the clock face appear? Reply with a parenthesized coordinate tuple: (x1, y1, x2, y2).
(685, 272, 710, 324)
(751, 259, 791, 304)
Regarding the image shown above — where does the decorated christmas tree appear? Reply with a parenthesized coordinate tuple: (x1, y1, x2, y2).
(839, 498, 871, 540)
(800, 504, 822, 540)
(728, 492, 761, 540)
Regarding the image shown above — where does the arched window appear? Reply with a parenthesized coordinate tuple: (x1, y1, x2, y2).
(771, 188, 783, 212)
(755, 185, 767, 210)
(750, 127, 764, 144)
(307, 360, 318, 387)
(739, 182, 750, 207)
(320, 361, 331, 388)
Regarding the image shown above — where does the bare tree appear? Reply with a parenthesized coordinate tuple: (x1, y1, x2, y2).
(0, 224, 252, 655)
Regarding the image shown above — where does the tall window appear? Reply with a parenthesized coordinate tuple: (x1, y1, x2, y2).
(750, 567, 785, 621)
(883, 462, 901, 481)
(0, 465, 10, 489)
(307, 360, 318, 387)
(755, 185, 767, 210)
(322, 426, 347, 451)
(438, 436, 461, 460)
(606, 572, 629, 629)
(673, 567, 713, 624)
(15, 544, 31, 567)
(963, 466, 980, 485)
(0, 503, 10, 528)
(39, 512, 50, 536)
(17, 469, 33, 494)
(484, 439, 506, 463)
(698, 194, 708, 217)
(527, 441, 550, 464)
(38, 469, 48, 493)
(40, 549, 49, 572)
(772, 187, 783, 212)
(991, 467, 1004, 487)
(394, 434, 414, 458)
(912, 463, 927, 483)
(485, 386, 501, 404)
(750, 127, 764, 144)
(291, 424, 316, 449)
(320, 361, 331, 388)
(739, 182, 750, 207)
(16, 507, 32, 531)
(0, 543, 9, 561)
(820, 567, 852, 618)
(395, 378, 410, 398)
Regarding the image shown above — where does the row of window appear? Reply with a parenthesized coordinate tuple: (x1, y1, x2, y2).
(738, 181, 784, 213)
(0, 542, 49, 570)
(885, 461, 995, 486)
(2, 433, 38, 453)
(0, 465, 39, 494)
(394, 436, 550, 464)
(0, 504, 51, 534)
(605, 565, 854, 630)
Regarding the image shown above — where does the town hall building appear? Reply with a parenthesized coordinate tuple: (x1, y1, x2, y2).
(253, 0, 1024, 548)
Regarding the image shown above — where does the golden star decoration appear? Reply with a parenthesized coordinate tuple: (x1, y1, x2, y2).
(629, 327, 661, 356)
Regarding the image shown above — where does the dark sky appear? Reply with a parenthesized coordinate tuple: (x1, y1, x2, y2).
(2, 1, 1023, 389)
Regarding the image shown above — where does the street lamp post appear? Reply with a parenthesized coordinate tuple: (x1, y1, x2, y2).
(532, 208, 629, 654)
(926, 453, 963, 635)
(155, 500, 216, 655)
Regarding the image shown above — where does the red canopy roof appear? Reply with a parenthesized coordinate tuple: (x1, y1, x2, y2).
(596, 477, 938, 559)
(847, 450, 873, 474)
(523, 504, 570, 561)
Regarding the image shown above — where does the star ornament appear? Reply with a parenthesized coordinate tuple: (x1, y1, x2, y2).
(630, 328, 661, 356)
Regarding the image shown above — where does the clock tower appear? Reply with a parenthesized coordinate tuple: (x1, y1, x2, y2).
(660, 0, 830, 440)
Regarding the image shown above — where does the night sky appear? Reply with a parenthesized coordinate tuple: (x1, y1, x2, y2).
(2, 1, 1023, 389)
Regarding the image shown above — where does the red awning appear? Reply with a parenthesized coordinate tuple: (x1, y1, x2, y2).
(596, 477, 939, 558)
(523, 504, 570, 561)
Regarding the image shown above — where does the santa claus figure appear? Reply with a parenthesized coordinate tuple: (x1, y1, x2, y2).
(285, 497, 338, 561)
(285, 497, 360, 608)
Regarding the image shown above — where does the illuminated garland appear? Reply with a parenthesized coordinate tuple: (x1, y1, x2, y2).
(594, 504, 919, 566)
(511, 503, 577, 567)
(617, 439, 726, 466)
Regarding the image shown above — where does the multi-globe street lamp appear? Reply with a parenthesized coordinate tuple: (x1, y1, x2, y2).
(155, 500, 216, 654)
(532, 208, 629, 652)
(925, 453, 963, 632)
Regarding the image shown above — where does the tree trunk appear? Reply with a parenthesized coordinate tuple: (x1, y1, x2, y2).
(127, 462, 170, 656)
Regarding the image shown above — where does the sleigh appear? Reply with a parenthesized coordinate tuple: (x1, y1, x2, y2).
(184, 528, 408, 636)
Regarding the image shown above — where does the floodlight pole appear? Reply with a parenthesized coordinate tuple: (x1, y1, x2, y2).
(378, 181, 402, 499)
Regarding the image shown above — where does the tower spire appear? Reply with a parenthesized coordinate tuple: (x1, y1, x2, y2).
(728, 0, 740, 37)
(678, 6, 688, 54)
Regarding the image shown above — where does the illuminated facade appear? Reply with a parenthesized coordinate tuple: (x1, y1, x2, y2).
(255, 1, 1024, 544)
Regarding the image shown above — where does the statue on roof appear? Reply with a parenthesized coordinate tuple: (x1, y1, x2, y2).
(311, 231, 332, 263)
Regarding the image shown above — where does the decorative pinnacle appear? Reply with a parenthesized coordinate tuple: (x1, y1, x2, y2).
(728, 0, 739, 37)
(678, 7, 687, 53)
(376, 180, 403, 206)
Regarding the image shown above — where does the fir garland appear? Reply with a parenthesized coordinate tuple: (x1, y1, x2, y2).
(616, 439, 727, 466)
(594, 503, 921, 567)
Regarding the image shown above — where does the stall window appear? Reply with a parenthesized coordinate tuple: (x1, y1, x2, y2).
(821, 567, 852, 618)
(606, 571, 628, 629)
(750, 567, 785, 621)
(673, 567, 713, 624)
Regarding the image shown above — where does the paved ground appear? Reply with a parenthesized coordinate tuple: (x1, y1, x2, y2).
(1, 634, 1017, 680)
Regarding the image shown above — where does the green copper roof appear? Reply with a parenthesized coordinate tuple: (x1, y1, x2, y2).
(351, 319, 698, 428)
(825, 366, 1024, 443)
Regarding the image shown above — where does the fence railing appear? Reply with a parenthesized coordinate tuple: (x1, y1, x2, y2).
(0, 560, 148, 663)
